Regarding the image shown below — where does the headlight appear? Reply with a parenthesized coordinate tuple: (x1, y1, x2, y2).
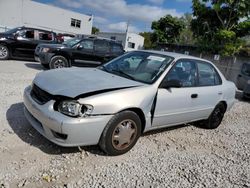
(58, 100, 93, 117)
(41, 47, 50, 53)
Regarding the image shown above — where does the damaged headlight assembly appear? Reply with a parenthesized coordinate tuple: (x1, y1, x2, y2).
(58, 100, 93, 117)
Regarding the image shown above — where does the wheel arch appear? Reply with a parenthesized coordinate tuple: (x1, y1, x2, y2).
(51, 52, 71, 66)
(0, 42, 11, 58)
(118, 107, 146, 134)
(219, 100, 227, 112)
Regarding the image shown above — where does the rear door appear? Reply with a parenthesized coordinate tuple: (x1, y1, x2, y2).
(110, 42, 124, 58)
(189, 60, 224, 119)
(93, 39, 111, 63)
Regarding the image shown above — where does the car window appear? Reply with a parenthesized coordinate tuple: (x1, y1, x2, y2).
(111, 43, 123, 53)
(95, 40, 109, 52)
(63, 38, 81, 47)
(79, 40, 94, 50)
(197, 61, 222, 86)
(241, 63, 250, 77)
(37, 30, 53, 41)
(18, 29, 34, 39)
(166, 60, 197, 87)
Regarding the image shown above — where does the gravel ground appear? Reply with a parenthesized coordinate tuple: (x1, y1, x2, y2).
(0, 60, 249, 188)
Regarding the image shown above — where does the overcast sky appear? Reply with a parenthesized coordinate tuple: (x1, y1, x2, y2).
(34, 0, 192, 33)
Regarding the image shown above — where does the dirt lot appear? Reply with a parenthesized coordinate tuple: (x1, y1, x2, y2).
(0, 60, 249, 188)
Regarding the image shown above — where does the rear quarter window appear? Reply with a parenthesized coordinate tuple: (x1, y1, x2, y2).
(111, 43, 123, 53)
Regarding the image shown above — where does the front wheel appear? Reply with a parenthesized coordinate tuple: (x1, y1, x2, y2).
(0, 44, 9, 60)
(203, 103, 226, 129)
(99, 111, 141, 156)
(49, 56, 69, 69)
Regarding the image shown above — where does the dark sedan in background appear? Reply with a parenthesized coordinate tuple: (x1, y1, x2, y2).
(0, 27, 57, 60)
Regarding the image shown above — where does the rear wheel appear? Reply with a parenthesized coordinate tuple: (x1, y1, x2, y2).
(49, 56, 69, 69)
(203, 103, 226, 129)
(0, 44, 9, 60)
(99, 111, 141, 156)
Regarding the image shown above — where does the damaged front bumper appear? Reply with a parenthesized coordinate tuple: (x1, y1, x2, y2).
(23, 86, 113, 147)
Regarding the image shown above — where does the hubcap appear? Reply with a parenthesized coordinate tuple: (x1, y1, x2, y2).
(0, 46, 8, 58)
(112, 119, 137, 150)
(54, 59, 65, 68)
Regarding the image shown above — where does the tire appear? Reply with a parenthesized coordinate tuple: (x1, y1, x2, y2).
(41, 63, 49, 69)
(203, 103, 226, 129)
(49, 56, 69, 69)
(0, 44, 9, 60)
(99, 111, 141, 156)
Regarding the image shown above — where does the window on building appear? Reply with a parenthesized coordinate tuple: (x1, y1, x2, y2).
(71, 18, 81, 28)
(128, 42, 135, 49)
(110, 36, 116, 40)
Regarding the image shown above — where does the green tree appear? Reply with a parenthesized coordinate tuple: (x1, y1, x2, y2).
(92, 27, 100, 34)
(139, 32, 154, 49)
(191, 0, 250, 56)
(178, 13, 196, 45)
(151, 15, 185, 44)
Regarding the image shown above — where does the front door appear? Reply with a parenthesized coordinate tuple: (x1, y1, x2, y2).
(71, 39, 97, 66)
(12, 29, 38, 58)
(153, 60, 199, 127)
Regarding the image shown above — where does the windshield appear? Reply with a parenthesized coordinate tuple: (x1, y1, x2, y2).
(99, 51, 173, 84)
(4, 27, 20, 34)
(62, 38, 81, 47)
(242, 63, 250, 77)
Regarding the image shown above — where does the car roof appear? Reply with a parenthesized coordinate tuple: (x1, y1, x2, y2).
(137, 50, 210, 62)
(78, 37, 122, 45)
(17, 26, 56, 34)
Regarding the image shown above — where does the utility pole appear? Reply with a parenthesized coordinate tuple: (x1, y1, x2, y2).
(126, 20, 130, 33)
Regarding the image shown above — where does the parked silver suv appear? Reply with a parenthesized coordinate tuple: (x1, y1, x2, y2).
(236, 63, 250, 99)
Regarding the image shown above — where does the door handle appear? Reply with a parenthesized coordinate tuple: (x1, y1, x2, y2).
(218, 91, 223, 95)
(238, 74, 242, 77)
(191, 94, 198, 98)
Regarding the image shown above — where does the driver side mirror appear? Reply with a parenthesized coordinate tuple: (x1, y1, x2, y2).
(13, 33, 19, 40)
(77, 45, 83, 50)
(160, 79, 182, 89)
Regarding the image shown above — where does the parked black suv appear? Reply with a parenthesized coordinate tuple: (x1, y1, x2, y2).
(35, 37, 124, 69)
(0, 27, 57, 60)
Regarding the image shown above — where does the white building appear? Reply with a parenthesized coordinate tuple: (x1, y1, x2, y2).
(97, 32, 144, 51)
(0, 0, 92, 35)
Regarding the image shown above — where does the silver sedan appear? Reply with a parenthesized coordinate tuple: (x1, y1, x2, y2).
(23, 50, 236, 155)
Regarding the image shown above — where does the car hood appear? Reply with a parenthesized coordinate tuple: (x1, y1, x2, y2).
(0, 33, 12, 39)
(33, 67, 144, 98)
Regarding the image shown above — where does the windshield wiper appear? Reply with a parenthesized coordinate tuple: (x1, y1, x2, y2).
(111, 70, 136, 80)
